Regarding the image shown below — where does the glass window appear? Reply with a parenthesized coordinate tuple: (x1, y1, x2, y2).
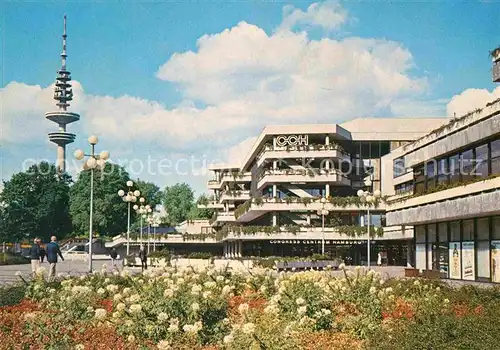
(438, 242, 449, 275)
(449, 155, 460, 184)
(437, 158, 448, 184)
(461, 149, 474, 181)
(414, 166, 425, 182)
(415, 182, 425, 195)
(393, 157, 405, 178)
(477, 241, 490, 279)
(416, 244, 426, 270)
(463, 220, 474, 241)
(450, 221, 460, 241)
(416, 225, 426, 243)
(425, 161, 435, 177)
(427, 224, 437, 243)
(475, 144, 489, 178)
(438, 222, 448, 242)
(477, 218, 490, 240)
(493, 216, 500, 240)
(491, 139, 500, 158)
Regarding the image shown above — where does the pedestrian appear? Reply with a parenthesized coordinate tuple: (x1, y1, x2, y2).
(39, 242, 46, 263)
(110, 248, 118, 267)
(377, 252, 382, 266)
(28, 238, 41, 276)
(46, 236, 64, 281)
(139, 246, 147, 271)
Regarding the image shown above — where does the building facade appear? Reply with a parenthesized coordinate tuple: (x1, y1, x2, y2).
(385, 99, 500, 282)
(201, 118, 447, 265)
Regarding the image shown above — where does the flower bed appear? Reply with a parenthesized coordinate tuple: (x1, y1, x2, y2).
(1, 266, 500, 349)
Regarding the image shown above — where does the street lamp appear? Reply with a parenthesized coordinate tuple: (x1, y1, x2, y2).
(151, 215, 161, 252)
(134, 199, 147, 244)
(317, 197, 329, 255)
(118, 181, 140, 256)
(357, 188, 382, 269)
(74, 135, 110, 273)
(145, 205, 153, 253)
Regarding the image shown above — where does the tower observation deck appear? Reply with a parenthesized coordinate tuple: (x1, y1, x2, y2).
(45, 15, 80, 173)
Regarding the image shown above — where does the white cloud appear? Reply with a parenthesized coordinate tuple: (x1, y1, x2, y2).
(446, 86, 500, 118)
(279, 0, 348, 33)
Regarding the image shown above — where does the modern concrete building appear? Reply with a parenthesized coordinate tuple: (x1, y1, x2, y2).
(385, 99, 500, 282)
(45, 15, 80, 173)
(201, 118, 448, 265)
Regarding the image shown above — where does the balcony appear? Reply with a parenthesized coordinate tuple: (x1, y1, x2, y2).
(387, 176, 500, 226)
(220, 190, 251, 203)
(235, 196, 385, 222)
(493, 56, 500, 83)
(197, 201, 225, 209)
(207, 172, 252, 189)
(257, 169, 350, 190)
(256, 143, 350, 168)
(210, 212, 236, 226)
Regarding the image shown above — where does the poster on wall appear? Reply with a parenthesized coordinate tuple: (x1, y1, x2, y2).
(491, 241, 500, 283)
(449, 242, 461, 279)
(461, 242, 475, 281)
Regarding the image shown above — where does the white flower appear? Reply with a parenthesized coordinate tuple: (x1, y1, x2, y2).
(113, 293, 122, 302)
(385, 287, 393, 294)
(264, 304, 279, 315)
(444, 298, 449, 304)
(436, 287, 441, 292)
(97, 288, 105, 295)
(221, 285, 232, 296)
(203, 281, 216, 289)
(86, 306, 94, 313)
(321, 308, 331, 316)
(223, 334, 234, 344)
(297, 306, 307, 315)
(295, 298, 305, 305)
(202, 291, 212, 299)
(74, 344, 85, 350)
(129, 304, 142, 314)
(163, 289, 174, 298)
(222, 318, 230, 325)
(127, 335, 135, 342)
(157, 340, 171, 350)
(15, 271, 22, 277)
(339, 263, 346, 270)
(216, 276, 224, 282)
(168, 323, 179, 333)
(191, 284, 202, 294)
(414, 280, 420, 286)
(94, 308, 107, 320)
(238, 303, 249, 314)
(191, 302, 200, 312)
(242, 322, 255, 334)
(116, 303, 126, 311)
(129, 294, 141, 303)
(112, 311, 121, 319)
(369, 287, 377, 295)
(157, 312, 169, 322)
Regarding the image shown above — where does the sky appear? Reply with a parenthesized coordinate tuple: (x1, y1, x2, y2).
(1, 0, 500, 195)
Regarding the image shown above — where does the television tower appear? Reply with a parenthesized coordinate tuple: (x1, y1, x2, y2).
(45, 15, 80, 173)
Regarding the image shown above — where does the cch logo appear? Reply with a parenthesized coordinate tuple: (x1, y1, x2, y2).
(274, 135, 309, 147)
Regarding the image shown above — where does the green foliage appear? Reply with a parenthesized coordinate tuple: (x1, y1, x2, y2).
(0, 162, 72, 242)
(0, 284, 26, 306)
(187, 195, 214, 221)
(162, 183, 194, 225)
(0, 252, 30, 265)
(70, 163, 130, 237)
(134, 179, 162, 208)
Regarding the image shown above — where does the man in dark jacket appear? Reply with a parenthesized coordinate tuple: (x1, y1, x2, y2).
(110, 248, 118, 267)
(39, 243, 46, 263)
(28, 238, 41, 276)
(46, 236, 64, 281)
(138, 246, 147, 271)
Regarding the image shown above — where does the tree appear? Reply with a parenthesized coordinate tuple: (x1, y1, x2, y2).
(135, 180, 162, 208)
(187, 194, 214, 221)
(0, 162, 72, 242)
(161, 183, 194, 225)
(70, 163, 130, 237)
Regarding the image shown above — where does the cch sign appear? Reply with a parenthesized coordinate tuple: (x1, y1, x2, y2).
(274, 134, 309, 147)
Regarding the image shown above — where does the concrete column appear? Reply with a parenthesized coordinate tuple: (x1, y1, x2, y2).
(407, 240, 413, 268)
(325, 184, 330, 197)
(237, 241, 242, 258)
(325, 135, 330, 146)
(56, 144, 66, 172)
(273, 137, 277, 148)
(306, 212, 311, 225)
(272, 212, 278, 227)
(273, 185, 277, 198)
(273, 160, 278, 170)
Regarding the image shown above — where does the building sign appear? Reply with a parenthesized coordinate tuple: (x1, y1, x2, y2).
(492, 241, 500, 283)
(274, 134, 309, 147)
(449, 242, 461, 279)
(462, 242, 475, 280)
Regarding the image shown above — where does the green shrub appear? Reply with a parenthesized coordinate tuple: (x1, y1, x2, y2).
(0, 252, 30, 266)
(0, 284, 26, 306)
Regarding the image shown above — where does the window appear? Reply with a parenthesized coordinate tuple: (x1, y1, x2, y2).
(475, 144, 489, 178)
(449, 155, 460, 184)
(416, 225, 426, 243)
(461, 150, 474, 182)
(463, 220, 474, 241)
(491, 140, 500, 175)
(438, 222, 448, 242)
(427, 224, 437, 243)
(477, 218, 490, 240)
(426, 161, 436, 190)
(493, 216, 500, 240)
(395, 181, 413, 194)
(450, 221, 460, 241)
(477, 241, 490, 279)
(414, 166, 425, 195)
(437, 158, 448, 184)
(393, 157, 405, 178)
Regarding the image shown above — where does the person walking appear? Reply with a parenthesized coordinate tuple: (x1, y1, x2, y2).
(110, 248, 118, 267)
(39, 243, 46, 263)
(46, 236, 64, 281)
(139, 246, 147, 271)
(28, 238, 41, 276)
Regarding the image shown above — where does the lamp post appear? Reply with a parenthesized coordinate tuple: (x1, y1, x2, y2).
(151, 216, 160, 252)
(357, 188, 382, 269)
(118, 181, 140, 256)
(144, 205, 153, 253)
(317, 197, 329, 255)
(74, 135, 110, 273)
